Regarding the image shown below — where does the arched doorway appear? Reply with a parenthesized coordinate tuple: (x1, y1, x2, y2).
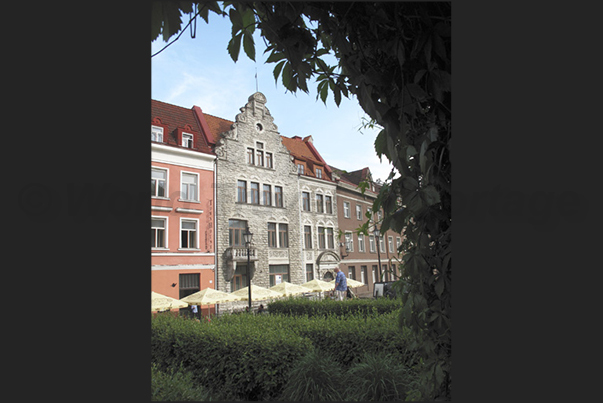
(315, 250, 340, 283)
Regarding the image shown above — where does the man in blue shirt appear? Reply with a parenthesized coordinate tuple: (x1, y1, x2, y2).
(333, 268, 347, 301)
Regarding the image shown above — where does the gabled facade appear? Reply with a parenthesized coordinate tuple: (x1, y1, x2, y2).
(151, 100, 216, 314)
(331, 166, 402, 297)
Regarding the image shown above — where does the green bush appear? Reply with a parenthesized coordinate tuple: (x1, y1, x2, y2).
(345, 351, 416, 401)
(151, 313, 313, 401)
(151, 363, 210, 401)
(278, 347, 346, 401)
(267, 295, 403, 317)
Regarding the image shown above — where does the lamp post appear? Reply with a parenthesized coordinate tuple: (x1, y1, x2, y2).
(243, 226, 254, 311)
(373, 227, 382, 281)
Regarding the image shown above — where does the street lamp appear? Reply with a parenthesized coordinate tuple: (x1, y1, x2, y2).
(242, 226, 254, 311)
(373, 226, 382, 281)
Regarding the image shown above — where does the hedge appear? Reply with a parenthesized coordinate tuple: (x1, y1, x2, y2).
(267, 295, 403, 317)
(151, 299, 415, 400)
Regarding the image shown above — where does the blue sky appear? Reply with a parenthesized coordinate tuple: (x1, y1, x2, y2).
(151, 12, 394, 182)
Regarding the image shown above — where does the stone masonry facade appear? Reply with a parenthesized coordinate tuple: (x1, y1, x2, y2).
(215, 93, 303, 303)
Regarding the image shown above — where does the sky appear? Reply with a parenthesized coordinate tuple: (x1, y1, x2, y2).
(151, 12, 394, 182)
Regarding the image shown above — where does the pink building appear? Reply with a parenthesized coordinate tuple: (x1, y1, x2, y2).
(151, 100, 216, 315)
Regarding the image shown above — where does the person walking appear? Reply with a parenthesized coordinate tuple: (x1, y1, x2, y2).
(333, 268, 347, 301)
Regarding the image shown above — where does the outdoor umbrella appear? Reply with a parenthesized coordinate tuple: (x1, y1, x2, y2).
(151, 291, 188, 312)
(346, 279, 365, 288)
(300, 278, 334, 292)
(181, 287, 243, 305)
(269, 281, 313, 296)
(232, 284, 284, 301)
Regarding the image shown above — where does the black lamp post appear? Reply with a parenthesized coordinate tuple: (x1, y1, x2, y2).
(243, 226, 254, 311)
(373, 227, 382, 281)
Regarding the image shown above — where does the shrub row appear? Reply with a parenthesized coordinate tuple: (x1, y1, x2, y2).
(267, 295, 403, 317)
(151, 313, 313, 400)
(151, 305, 415, 400)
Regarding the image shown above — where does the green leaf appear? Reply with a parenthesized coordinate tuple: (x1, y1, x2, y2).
(420, 185, 441, 206)
(266, 50, 286, 64)
(273, 60, 286, 83)
(243, 32, 255, 61)
(434, 277, 444, 297)
(281, 61, 295, 92)
(229, 8, 243, 31)
(374, 129, 388, 162)
(227, 32, 243, 62)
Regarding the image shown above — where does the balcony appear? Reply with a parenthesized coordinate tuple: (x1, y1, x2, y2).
(225, 246, 258, 261)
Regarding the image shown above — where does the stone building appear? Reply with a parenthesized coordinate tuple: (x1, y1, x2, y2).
(214, 92, 304, 301)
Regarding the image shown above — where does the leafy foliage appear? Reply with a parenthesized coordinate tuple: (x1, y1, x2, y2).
(267, 294, 403, 317)
(151, 1, 451, 399)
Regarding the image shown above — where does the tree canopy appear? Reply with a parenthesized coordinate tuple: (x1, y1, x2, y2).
(152, 2, 451, 399)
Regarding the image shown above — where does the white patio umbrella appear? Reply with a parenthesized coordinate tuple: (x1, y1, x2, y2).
(300, 278, 334, 292)
(232, 284, 284, 301)
(269, 281, 313, 297)
(151, 291, 188, 312)
(346, 279, 365, 288)
(181, 287, 243, 306)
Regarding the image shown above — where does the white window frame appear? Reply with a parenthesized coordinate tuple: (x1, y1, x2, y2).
(379, 236, 385, 253)
(180, 218, 199, 250)
(316, 168, 322, 178)
(361, 266, 366, 284)
(388, 236, 394, 253)
(396, 237, 401, 252)
(151, 215, 168, 249)
(345, 232, 354, 252)
(358, 233, 365, 253)
(151, 125, 163, 142)
(369, 235, 376, 253)
(151, 166, 169, 199)
(297, 164, 304, 174)
(180, 171, 199, 202)
(182, 132, 194, 148)
(343, 201, 350, 218)
(356, 205, 362, 220)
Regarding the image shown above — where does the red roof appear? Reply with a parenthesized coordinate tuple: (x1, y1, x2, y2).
(281, 136, 333, 181)
(151, 99, 214, 155)
(203, 113, 233, 146)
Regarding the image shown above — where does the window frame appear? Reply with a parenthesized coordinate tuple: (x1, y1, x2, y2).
(182, 132, 194, 148)
(180, 171, 199, 202)
(325, 196, 333, 214)
(180, 218, 199, 250)
(228, 219, 247, 247)
(267, 222, 277, 248)
(358, 233, 365, 253)
(304, 225, 312, 249)
(151, 167, 168, 198)
(263, 184, 272, 206)
(237, 180, 247, 203)
(151, 216, 167, 249)
(274, 186, 283, 208)
(250, 182, 260, 205)
(151, 125, 164, 142)
(343, 201, 350, 218)
(278, 223, 289, 248)
(302, 191, 311, 212)
(316, 194, 324, 213)
(356, 205, 362, 220)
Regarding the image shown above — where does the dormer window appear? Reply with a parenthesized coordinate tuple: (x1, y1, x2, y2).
(316, 168, 322, 179)
(151, 125, 163, 142)
(182, 133, 193, 148)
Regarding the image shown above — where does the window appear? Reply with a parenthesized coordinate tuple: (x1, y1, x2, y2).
(151, 125, 163, 142)
(372, 265, 378, 283)
(316, 168, 322, 178)
(275, 186, 283, 208)
(229, 219, 247, 247)
(278, 223, 289, 248)
(179, 273, 200, 299)
(250, 182, 260, 204)
(348, 266, 356, 280)
(151, 218, 166, 248)
(267, 223, 277, 247)
(231, 265, 248, 291)
(304, 226, 312, 249)
(256, 142, 264, 166)
(151, 168, 167, 197)
(302, 192, 310, 211)
(356, 205, 362, 220)
(358, 233, 365, 252)
(297, 164, 304, 175)
(345, 232, 353, 252)
(306, 264, 314, 282)
(325, 196, 333, 214)
(369, 235, 376, 253)
(182, 133, 193, 148)
(396, 237, 401, 252)
(326, 228, 334, 249)
(181, 220, 197, 249)
(269, 265, 290, 287)
(237, 180, 247, 203)
(247, 148, 255, 165)
(265, 152, 273, 168)
(316, 194, 324, 213)
(181, 173, 198, 201)
(361, 265, 368, 284)
(382, 265, 388, 281)
(343, 201, 350, 218)
(318, 227, 326, 249)
(263, 184, 272, 206)
(379, 236, 385, 253)
(388, 236, 394, 253)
